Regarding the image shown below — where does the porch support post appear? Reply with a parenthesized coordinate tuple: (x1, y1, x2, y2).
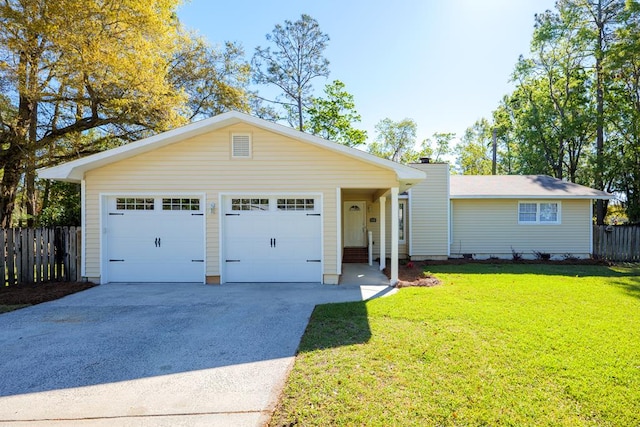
(390, 187, 399, 286)
(379, 195, 386, 271)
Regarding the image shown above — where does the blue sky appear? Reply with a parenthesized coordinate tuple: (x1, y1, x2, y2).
(178, 0, 557, 147)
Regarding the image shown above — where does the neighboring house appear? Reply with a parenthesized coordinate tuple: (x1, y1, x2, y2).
(38, 112, 612, 285)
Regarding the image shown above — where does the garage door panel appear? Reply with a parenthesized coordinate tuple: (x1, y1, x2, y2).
(223, 196, 322, 283)
(109, 260, 202, 282)
(106, 196, 204, 283)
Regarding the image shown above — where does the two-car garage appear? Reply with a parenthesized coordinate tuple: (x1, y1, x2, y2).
(104, 194, 322, 283)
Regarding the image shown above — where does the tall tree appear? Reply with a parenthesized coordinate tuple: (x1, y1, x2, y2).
(607, 0, 640, 222)
(506, 7, 595, 182)
(0, 0, 249, 227)
(307, 80, 367, 146)
(169, 37, 251, 121)
(455, 119, 494, 175)
(423, 132, 454, 162)
(252, 14, 330, 131)
(560, 0, 625, 222)
(0, 0, 184, 226)
(368, 118, 418, 164)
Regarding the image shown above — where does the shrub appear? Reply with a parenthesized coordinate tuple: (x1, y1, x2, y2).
(511, 247, 523, 261)
(533, 251, 551, 261)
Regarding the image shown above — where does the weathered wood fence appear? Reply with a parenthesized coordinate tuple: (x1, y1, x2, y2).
(1, 227, 81, 286)
(593, 225, 640, 262)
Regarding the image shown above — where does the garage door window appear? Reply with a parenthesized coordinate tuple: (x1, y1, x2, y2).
(162, 198, 200, 211)
(277, 198, 315, 211)
(231, 198, 269, 211)
(116, 198, 155, 211)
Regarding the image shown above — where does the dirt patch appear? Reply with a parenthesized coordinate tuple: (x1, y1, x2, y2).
(395, 276, 441, 288)
(0, 282, 96, 306)
(384, 261, 442, 288)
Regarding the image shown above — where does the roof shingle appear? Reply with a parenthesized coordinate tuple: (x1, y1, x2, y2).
(449, 175, 612, 199)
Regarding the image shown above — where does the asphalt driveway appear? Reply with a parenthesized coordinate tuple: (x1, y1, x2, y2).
(0, 282, 394, 426)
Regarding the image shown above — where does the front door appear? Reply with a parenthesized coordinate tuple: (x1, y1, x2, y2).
(344, 201, 366, 247)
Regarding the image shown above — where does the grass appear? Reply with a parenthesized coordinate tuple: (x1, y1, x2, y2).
(270, 264, 640, 426)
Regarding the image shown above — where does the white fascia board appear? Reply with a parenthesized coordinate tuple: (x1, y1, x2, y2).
(450, 194, 614, 200)
(37, 113, 244, 182)
(36, 110, 426, 184)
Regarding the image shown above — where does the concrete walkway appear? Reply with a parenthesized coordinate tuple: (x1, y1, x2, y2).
(339, 263, 391, 286)
(0, 282, 393, 426)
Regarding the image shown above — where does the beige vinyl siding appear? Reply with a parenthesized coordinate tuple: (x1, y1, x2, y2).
(84, 124, 398, 280)
(408, 163, 450, 259)
(450, 199, 592, 257)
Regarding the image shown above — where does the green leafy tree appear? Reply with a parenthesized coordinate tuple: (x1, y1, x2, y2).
(423, 132, 454, 162)
(307, 80, 367, 146)
(507, 7, 595, 182)
(368, 118, 418, 163)
(169, 37, 251, 120)
(37, 182, 81, 227)
(0, 0, 249, 227)
(252, 14, 330, 131)
(606, 0, 640, 222)
(455, 119, 494, 175)
(573, 0, 625, 224)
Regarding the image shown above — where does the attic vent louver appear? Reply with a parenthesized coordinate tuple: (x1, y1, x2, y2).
(232, 134, 251, 158)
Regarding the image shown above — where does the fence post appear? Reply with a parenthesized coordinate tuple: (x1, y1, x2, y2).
(6, 229, 15, 286)
(68, 227, 77, 281)
(76, 228, 82, 281)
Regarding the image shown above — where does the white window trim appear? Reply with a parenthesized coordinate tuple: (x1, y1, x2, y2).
(231, 132, 252, 158)
(398, 200, 407, 243)
(518, 201, 562, 225)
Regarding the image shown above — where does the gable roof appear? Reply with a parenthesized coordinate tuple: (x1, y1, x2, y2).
(37, 111, 425, 187)
(450, 175, 613, 200)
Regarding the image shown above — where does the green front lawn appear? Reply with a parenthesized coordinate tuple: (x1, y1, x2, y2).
(270, 264, 640, 426)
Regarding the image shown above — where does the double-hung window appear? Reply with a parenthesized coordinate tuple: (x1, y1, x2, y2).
(518, 201, 560, 224)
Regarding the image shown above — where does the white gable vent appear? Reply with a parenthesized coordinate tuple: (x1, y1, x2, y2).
(232, 133, 251, 158)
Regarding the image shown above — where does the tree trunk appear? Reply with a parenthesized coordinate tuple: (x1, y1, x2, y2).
(25, 156, 36, 227)
(0, 148, 25, 228)
(594, 0, 607, 225)
(25, 100, 38, 227)
(297, 96, 303, 131)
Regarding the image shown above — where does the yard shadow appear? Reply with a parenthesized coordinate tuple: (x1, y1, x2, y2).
(611, 276, 640, 300)
(297, 301, 371, 353)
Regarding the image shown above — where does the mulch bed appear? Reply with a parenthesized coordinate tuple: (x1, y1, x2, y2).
(0, 282, 96, 305)
(384, 261, 442, 288)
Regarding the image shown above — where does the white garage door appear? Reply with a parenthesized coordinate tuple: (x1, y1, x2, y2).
(105, 196, 204, 282)
(223, 196, 322, 282)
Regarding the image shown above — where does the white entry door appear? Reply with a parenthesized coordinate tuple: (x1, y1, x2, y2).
(105, 196, 204, 282)
(344, 201, 366, 247)
(223, 196, 322, 282)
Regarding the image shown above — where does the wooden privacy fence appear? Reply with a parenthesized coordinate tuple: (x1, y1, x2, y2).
(593, 225, 640, 262)
(1, 227, 81, 286)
